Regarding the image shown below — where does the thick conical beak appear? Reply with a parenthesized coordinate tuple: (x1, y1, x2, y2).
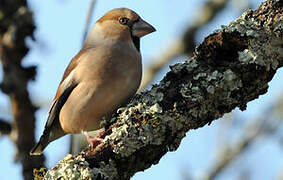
(132, 18, 156, 38)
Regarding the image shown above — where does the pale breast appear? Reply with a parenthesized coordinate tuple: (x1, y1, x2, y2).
(59, 44, 142, 133)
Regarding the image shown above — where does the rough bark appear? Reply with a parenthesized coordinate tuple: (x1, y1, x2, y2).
(43, 0, 283, 179)
(0, 0, 45, 179)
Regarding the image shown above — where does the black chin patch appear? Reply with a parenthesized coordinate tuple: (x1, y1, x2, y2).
(131, 35, 140, 52)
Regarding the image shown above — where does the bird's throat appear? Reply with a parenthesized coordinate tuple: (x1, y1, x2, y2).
(131, 36, 140, 52)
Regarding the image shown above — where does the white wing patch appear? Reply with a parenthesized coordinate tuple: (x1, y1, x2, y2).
(48, 69, 76, 114)
(61, 69, 76, 92)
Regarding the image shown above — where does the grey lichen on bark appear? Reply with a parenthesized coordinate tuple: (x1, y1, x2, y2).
(43, 0, 282, 179)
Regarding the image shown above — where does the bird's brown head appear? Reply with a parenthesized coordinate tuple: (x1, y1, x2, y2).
(98, 8, 156, 38)
(86, 8, 155, 51)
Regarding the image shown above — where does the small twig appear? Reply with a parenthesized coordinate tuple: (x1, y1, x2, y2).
(205, 118, 263, 180)
(81, 0, 96, 46)
(204, 94, 283, 180)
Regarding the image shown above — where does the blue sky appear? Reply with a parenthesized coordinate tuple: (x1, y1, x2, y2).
(1, 0, 282, 179)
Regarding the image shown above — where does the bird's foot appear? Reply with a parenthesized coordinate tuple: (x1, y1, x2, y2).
(82, 131, 104, 148)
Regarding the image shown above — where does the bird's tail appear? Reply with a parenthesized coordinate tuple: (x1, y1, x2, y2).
(30, 134, 49, 156)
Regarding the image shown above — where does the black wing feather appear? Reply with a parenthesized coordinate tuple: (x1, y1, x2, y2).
(45, 84, 77, 129)
(30, 84, 77, 155)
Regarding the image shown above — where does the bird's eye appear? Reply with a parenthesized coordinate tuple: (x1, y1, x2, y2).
(119, 17, 129, 25)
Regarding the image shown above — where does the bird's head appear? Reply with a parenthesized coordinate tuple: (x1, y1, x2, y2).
(85, 8, 156, 51)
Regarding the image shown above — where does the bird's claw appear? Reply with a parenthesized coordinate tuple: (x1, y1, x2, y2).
(83, 131, 104, 149)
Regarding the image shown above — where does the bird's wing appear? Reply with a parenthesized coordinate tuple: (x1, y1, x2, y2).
(30, 83, 78, 155)
(30, 49, 86, 155)
(45, 83, 78, 130)
(45, 49, 87, 130)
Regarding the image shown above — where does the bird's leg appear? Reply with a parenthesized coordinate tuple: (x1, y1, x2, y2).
(82, 131, 103, 148)
(98, 130, 105, 137)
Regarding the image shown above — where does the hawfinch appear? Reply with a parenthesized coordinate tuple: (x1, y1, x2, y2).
(30, 8, 156, 155)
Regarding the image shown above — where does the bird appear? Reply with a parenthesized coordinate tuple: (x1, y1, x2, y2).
(30, 8, 156, 155)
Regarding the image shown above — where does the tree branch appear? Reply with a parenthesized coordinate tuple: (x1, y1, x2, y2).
(204, 93, 283, 180)
(0, 118, 12, 136)
(43, 0, 283, 179)
(0, 0, 45, 179)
